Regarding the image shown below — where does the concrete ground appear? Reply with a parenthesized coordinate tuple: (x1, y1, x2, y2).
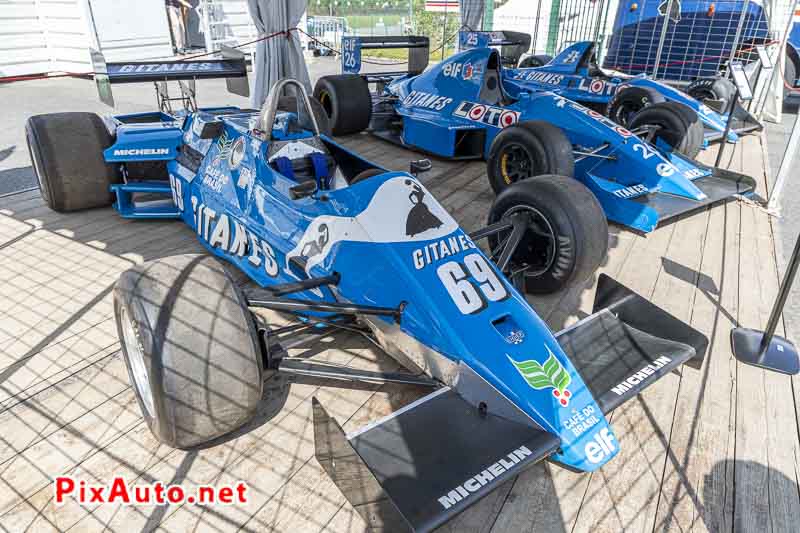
(764, 98, 800, 345)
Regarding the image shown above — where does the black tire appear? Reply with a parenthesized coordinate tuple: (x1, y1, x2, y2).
(350, 168, 385, 185)
(518, 54, 553, 68)
(628, 102, 700, 157)
(25, 112, 122, 212)
(488, 176, 608, 294)
(277, 95, 332, 137)
(313, 74, 372, 135)
(784, 55, 798, 99)
(114, 254, 264, 449)
(661, 101, 704, 158)
(487, 121, 574, 195)
(607, 85, 665, 127)
(687, 76, 735, 108)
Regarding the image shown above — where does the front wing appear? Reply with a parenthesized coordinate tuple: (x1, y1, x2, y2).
(313, 276, 706, 531)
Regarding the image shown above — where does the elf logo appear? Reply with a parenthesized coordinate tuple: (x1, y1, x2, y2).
(585, 428, 616, 464)
(112, 148, 170, 157)
(443, 62, 468, 78)
(453, 101, 520, 128)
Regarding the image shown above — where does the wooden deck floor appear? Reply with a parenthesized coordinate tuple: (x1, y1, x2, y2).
(0, 133, 798, 533)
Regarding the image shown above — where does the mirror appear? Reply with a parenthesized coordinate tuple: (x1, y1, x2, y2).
(410, 159, 432, 177)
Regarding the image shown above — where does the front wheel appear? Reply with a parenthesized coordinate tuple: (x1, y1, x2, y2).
(629, 102, 701, 157)
(487, 121, 574, 195)
(686, 76, 736, 108)
(488, 176, 608, 294)
(114, 254, 264, 449)
(607, 86, 665, 127)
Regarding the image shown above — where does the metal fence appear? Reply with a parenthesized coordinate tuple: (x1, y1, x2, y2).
(602, 0, 783, 82)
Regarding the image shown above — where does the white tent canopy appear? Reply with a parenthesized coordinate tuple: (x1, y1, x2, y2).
(247, 0, 312, 109)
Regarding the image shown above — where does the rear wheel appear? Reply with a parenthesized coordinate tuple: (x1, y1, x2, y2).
(114, 254, 264, 449)
(488, 176, 608, 294)
(313, 74, 373, 135)
(487, 121, 574, 195)
(278, 95, 332, 137)
(25, 112, 121, 212)
(628, 102, 701, 157)
(607, 86, 665, 127)
(518, 54, 553, 68)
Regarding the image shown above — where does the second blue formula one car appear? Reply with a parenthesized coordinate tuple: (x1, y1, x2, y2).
(26, 53, 709, 533)
(464, 32, 762, 146)
(314, 36, 756, 234)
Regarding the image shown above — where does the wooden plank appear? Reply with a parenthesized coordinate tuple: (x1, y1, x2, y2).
(0, 334, 384, 531)
(734, 134, 800, 533)
(650, 200, 740, 533)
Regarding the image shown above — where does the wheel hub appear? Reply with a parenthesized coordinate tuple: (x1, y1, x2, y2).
(499, 206, 557, 277)
(500, 143, 536, 184)
(119, 306, 155, 418)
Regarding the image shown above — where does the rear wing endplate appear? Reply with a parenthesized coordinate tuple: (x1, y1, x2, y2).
(458, 30, 531, 66)
(342, 35, 430, 77)
(91, 46, 249, 108)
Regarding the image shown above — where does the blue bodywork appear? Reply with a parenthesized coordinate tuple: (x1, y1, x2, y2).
(506, 40, 738, 143)
(604, 0, 769, 81)
(102, 102, 621, 472)
(342, 38, 752, 233)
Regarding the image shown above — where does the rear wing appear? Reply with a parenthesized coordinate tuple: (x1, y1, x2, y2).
(341, 36, 430, 78)
(458, 30, 531, 67)
(91, 46, 249, 108)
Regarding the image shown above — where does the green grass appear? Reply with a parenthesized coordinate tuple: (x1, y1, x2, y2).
(346, 14, 405, 29)
(362, 45, 456, 62)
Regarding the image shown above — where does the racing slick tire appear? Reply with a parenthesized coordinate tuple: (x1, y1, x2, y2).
(628, 102, 702, 157)
(488, 175, 608, 294)
(313, 74, 372, 136)
(661, 101, 704, 158)
(487, 121, 574, 195)
(518, 54, 553, 68)
(278, 95, 333, 137)
(25, 112, 122, 212)
(114, 254, 264, 449)
(686, 76, 736, 108)
(350, 168, 386, 185)
(607, 85, 665, 127)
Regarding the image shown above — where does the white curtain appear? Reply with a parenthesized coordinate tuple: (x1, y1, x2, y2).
(460, 0, 485, 32)
(763, 0, 795, 123)
(247, 0, 311, 109)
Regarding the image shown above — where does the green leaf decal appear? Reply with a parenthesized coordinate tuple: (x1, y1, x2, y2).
(508, 348, 572, 393)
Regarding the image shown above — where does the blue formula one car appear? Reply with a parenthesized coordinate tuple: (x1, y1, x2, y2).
(464, 32, 762, 146)
(26, 53, 708, 532)
(314, 36, 756, 234)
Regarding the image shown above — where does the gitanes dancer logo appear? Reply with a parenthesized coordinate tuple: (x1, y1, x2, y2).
(405, 179, 443, 237)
